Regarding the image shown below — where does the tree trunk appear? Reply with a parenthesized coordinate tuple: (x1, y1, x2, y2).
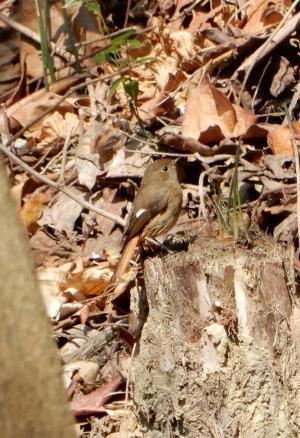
(133, 236, 300, 438)
(0, 160, 76, 438)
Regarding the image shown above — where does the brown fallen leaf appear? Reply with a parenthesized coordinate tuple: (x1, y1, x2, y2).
(19, 0, 65, 77)
(21, 192, 50, 233)
(107, 147, 151, 177)
(70, 375, 122, 416)
(80, 297, 108, 324)
(38, 189, 84, 233)
(63, 360, 100, 389)
(92, 187, 124, 237)
(139, 92, 174, 121)
(19, 0, 99, 78)
(187, 4, 232, 32)
(168, 0, 195, 31)
(267, 122, 300, 156)
(30, 229, 60, 266)
(182, 76, 256, 143)
(186, 9, 207, 32)
(0, 75, 79, 134)
(269, 56, 295, 98)
(159, 132, 218, 155)
(76, 123, 104, 190)
(0, 91, 74, 135)
(40, 111, 79, 145)
(62, 264, 112, 296)
(37, 262, 74, 319)
(139, 69, 186, 121)
(243, 0, 286, 33)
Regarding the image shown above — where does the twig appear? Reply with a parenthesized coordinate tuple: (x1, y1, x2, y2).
(251, 58, 271, 110)
(0, 107, 13, 170)
(198, 169, 209, 223)
(227, 0, 252, 25)
(72, 25, 154, 48)
(285, 108, 300, 241)
(168, 0, 201, 23)
(283, 81, 300, 124)
(59, 125, 74, 185)
(123, 0, 132, 28)
(40, 149, 63, 174)
(0, 141, 125, 226)
(124, 147, 192, 158)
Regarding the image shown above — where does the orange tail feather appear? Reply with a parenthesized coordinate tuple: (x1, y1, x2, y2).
(113, 235, 140, 281)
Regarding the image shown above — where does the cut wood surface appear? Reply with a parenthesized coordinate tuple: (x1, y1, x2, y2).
(133, 236, 300, 438)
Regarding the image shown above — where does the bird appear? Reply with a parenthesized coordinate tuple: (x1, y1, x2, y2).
(114, 158, 183, 281)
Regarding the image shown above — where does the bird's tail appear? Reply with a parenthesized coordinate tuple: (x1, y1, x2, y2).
(113, 235, 140, 281)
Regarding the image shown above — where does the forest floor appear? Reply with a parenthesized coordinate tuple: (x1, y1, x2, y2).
(0, 0, 300, 436)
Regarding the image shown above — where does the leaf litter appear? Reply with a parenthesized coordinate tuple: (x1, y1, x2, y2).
(0, 0, 300, 436)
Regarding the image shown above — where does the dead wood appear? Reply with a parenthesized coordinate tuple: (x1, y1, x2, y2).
(133, 236, 300, 438)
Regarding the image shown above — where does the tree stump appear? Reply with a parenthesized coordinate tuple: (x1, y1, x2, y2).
(133, 236, 300, 438)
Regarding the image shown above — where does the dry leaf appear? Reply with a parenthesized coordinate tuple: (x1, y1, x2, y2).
(92, 187, 124, 237)
(139, 93, 174, 121)
(63, 265, 112, 296)
(169, 31, 197, 60)
(38, 190, 83, 232)
(188, 10, 209, 31)
(267, 122, 300, 156)
(107, 147, 152, 177)
(139, 69, 186, 121)
(63, 360, 99, 388)
(37, 262, 74, 318)
(0, 91, 74, 135)
(76, 124, 103, 190)
(270, 56, 295, 97)
(40, 111, 79, 144)
(182, 77, 256, 143)
(168, 0, 195, 30)
(21, 192, 49, 233)
(243, 0, 284, 33)
(70, 376, 122, 416)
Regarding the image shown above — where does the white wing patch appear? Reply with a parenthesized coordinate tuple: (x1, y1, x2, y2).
(135, 208, 147, 218)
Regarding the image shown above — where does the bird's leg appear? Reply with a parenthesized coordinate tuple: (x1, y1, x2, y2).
(144, 237, 173, 254)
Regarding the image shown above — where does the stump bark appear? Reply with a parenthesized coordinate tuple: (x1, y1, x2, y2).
(133, 236, 300, 438)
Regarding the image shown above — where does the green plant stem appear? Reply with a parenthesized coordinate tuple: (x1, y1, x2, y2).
(60, 0, 83, 73)
(123, 44, 144, 129)
(34, 0, 56, 89)
(43, 0, 56, 81)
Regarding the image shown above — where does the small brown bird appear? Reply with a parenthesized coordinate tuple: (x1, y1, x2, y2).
(114, 158, 183, 280)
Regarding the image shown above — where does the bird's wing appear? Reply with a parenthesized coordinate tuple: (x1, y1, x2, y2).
(123, 186, 169, 244)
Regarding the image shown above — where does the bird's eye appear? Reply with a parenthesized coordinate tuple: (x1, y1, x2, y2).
(162, 166, 169, 172)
